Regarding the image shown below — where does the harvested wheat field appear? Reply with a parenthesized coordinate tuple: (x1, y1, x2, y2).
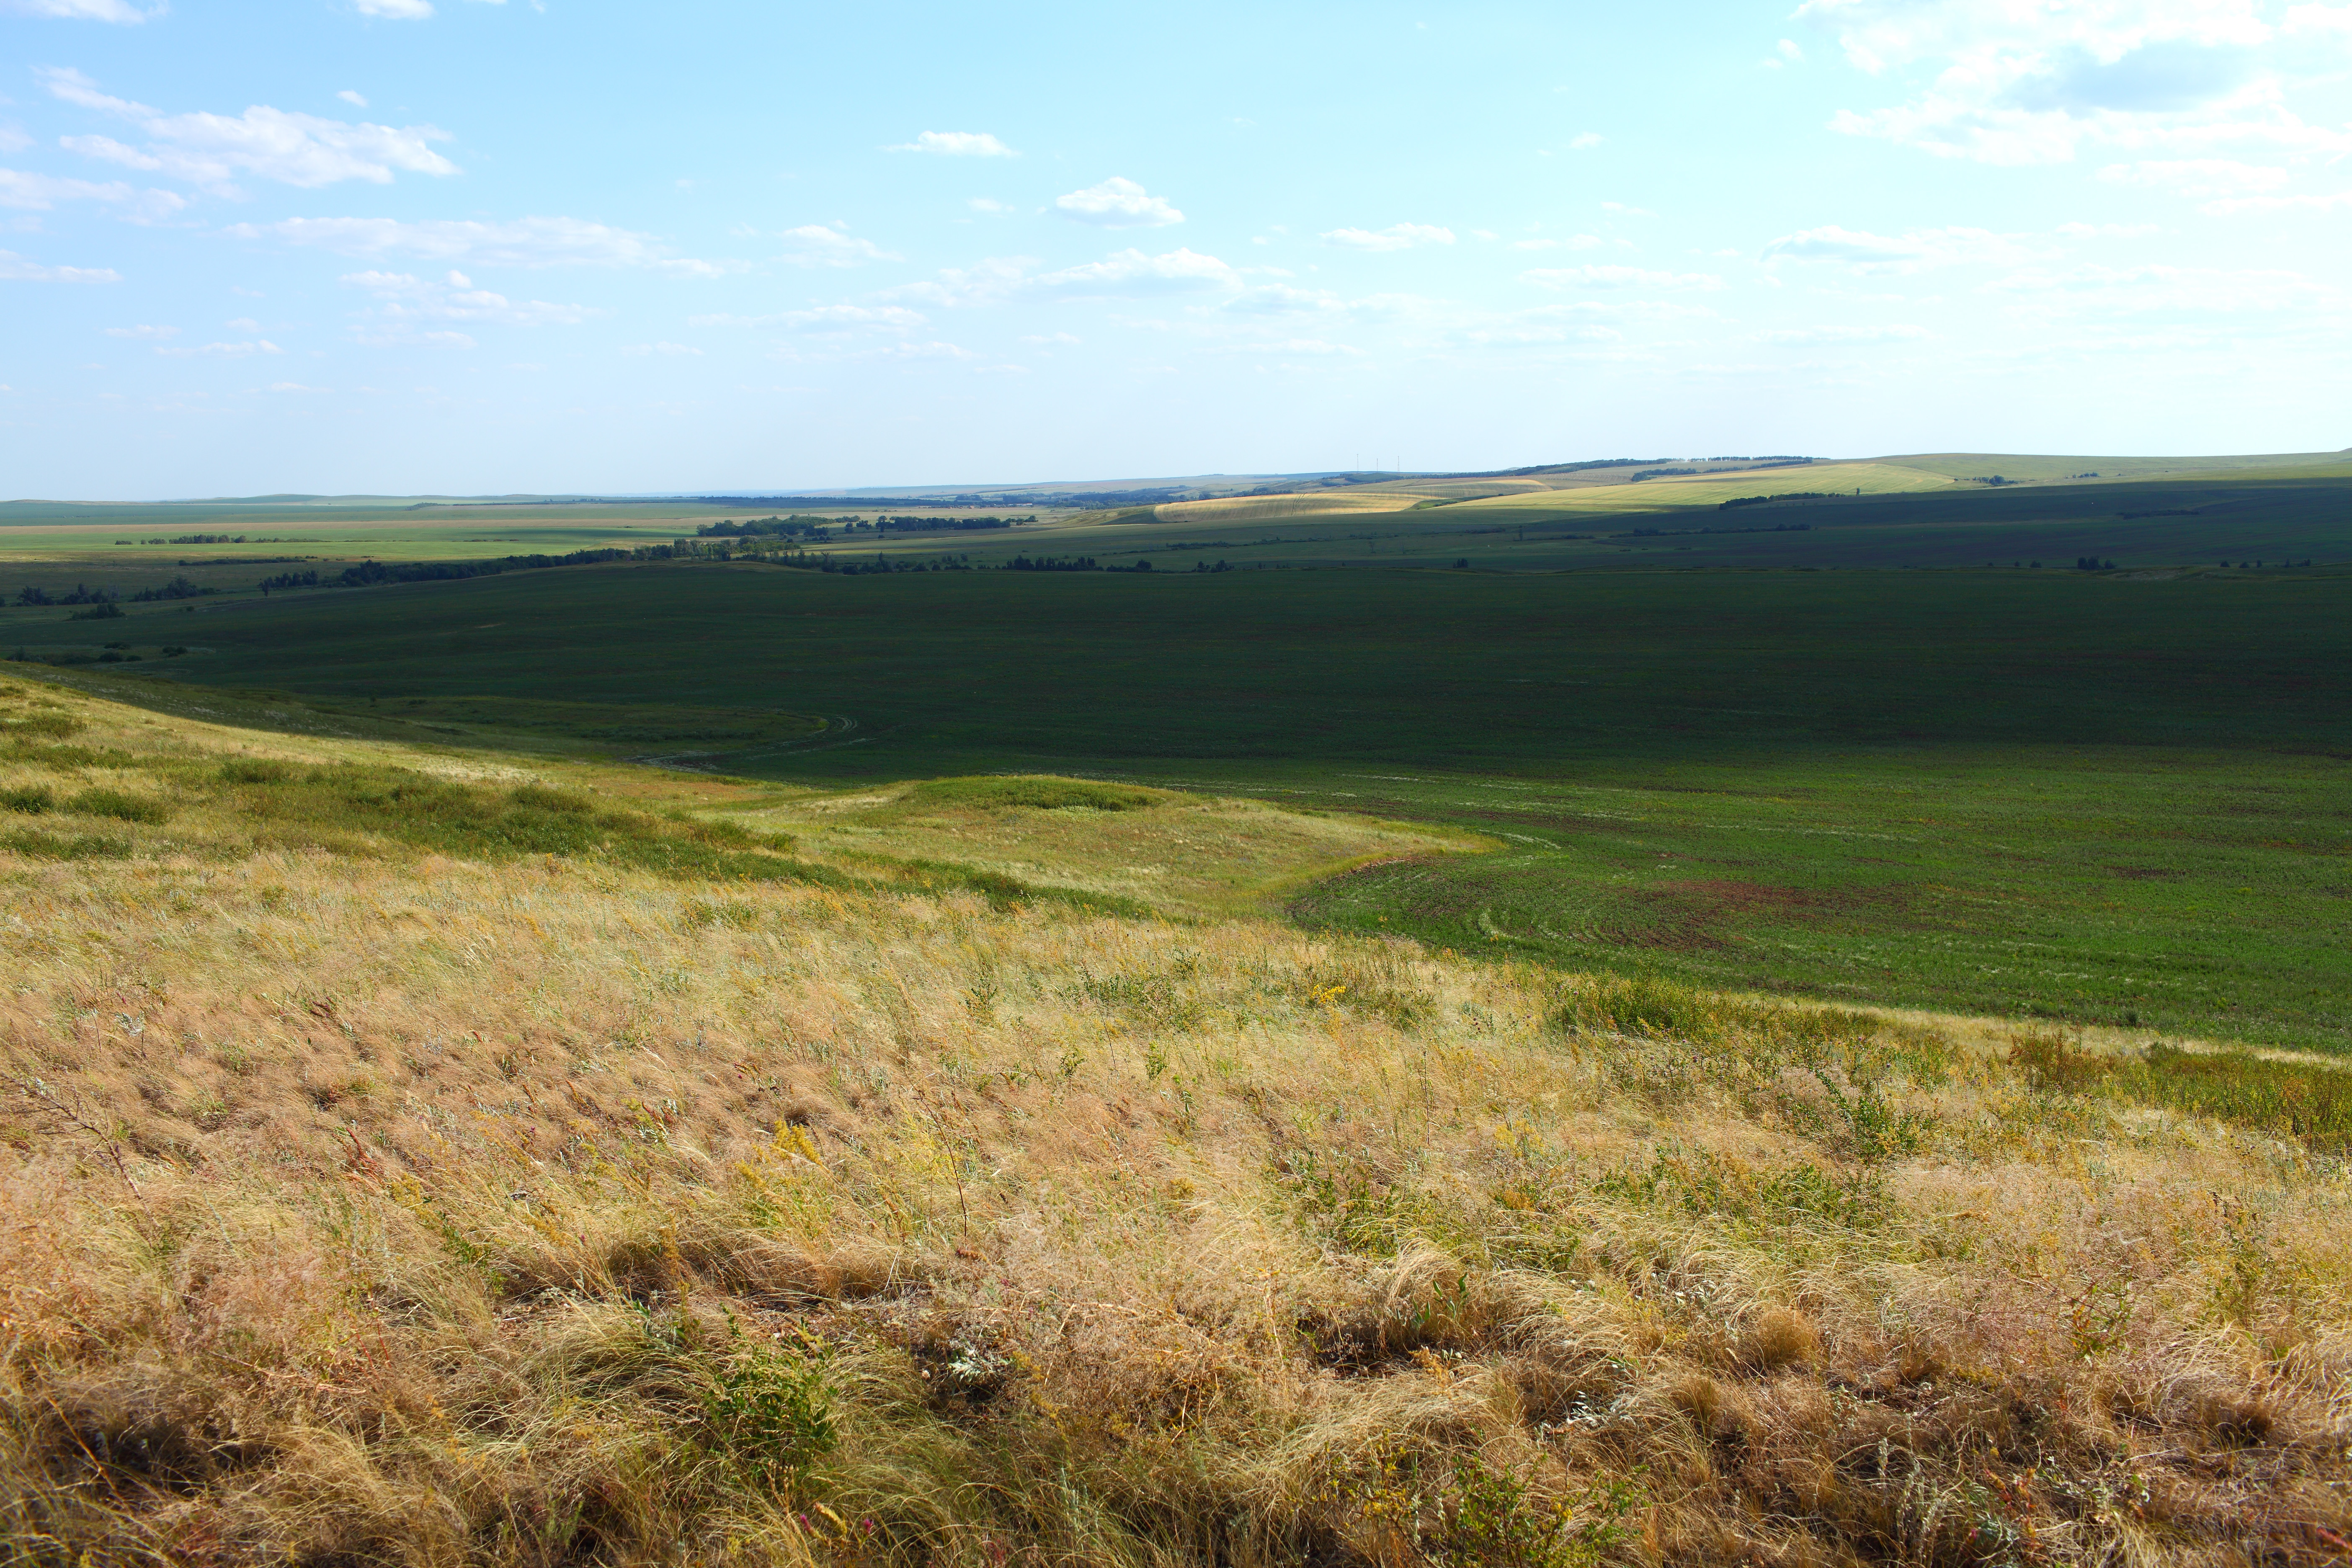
(1, 670, 2348, 1567)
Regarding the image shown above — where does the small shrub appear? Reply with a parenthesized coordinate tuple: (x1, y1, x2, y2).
(2008, 1027, 2108, 1093)
(218, 759, 295, 784)
(1558, 974, 1723, 1043)
(683, 899, 761, 931)
(1, 785, 53, 814)
(699, 1340, 837, 1494)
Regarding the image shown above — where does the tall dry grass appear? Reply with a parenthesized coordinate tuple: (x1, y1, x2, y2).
(0, 672, 2347, 1566)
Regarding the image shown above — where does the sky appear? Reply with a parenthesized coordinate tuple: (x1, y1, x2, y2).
(2, 0, 2349, 496)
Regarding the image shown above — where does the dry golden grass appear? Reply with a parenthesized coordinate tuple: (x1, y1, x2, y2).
(2, 671, 2348, 1567)
(1150, 493, 1426, 524)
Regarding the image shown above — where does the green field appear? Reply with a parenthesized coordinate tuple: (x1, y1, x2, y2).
(6, 459, 2350, 611)
(8, 527, 2347, 1050)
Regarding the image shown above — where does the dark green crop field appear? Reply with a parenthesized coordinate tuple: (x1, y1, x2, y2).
(9, 554, 2350, 1049)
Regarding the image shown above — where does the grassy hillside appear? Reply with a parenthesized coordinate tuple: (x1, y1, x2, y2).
(4, 674, 2349, 1566)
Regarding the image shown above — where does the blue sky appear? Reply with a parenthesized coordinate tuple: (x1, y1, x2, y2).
(3, 0, 2348, 495)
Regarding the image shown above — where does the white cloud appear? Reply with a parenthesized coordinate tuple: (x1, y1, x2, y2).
(0, 0, 154, 19)
(44, 68, 457, 192)
(1322, 222, 1453, 251)
(338, 90, 369, 108)
(1800, 0, 2351, 165)
(1454, 307, 1626, 348)
(968, 197, 1013, 212)
(229, 215, 735, 274)
(268, 381, 330, 392)
(887, 131, 1017, 157)
(689, 304, 926, 331)
(103, 322, 176, 338)
(2056, 219, 2163, 235)
(1521, 263, 1722, 289)
(1055, 176, 1184, 227)
(1204, 338, 1363, 356)
(1984, 261, 2334, 313)
(1762, 223, 2038, 272)
(1568, 131, 1604, 149)
(621, 341, 702, 356)
(877, 256, 1032, 307)
(0, 166, 184, 222)
(1022, 246, 1237, 298)
(1755, 323, 1930, 343)
(226, 316, 260, 329)
(0, 247, 119, 281)
(1019, 330, 1081, 344)
(1224, 284, 1348, 316)
(340, 268, 598, 326)
(2285, 3, 2352, 32)
(2098, 156, 2288, 196)
(777, 223, 900, 266)
(157, 338, 283, 356)
(1599, 201, 1655, 216)
(2200, 188, 2352, 211)
(1511, 234, 1602, 251)
(354, 0, 433, 15)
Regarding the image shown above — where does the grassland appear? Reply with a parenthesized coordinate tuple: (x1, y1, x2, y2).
(5, 544, 2347, 1052)
(4, 673, 2351, 1566)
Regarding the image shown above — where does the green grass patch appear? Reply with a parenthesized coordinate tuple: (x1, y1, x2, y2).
(1, 828, 129, 860)
(894, 775, 1176, 814)
(214, 763, 819, 882)
(0, 712, 83, 740)
(64, 787, 169, 824)
(1593, 1146, 1895, 1232)
(2012, 1029, 2352, 1152)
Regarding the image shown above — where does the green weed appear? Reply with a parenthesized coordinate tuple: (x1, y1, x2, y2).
(699, 1336, 838, 1496)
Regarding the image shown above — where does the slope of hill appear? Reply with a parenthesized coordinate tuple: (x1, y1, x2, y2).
(3, 669, 2348, 1566)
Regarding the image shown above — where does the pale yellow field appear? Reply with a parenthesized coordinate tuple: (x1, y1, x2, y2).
(1150, 490, 1428, 523)
(1446, 462, 1954, 513)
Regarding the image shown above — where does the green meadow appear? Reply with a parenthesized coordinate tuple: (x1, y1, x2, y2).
(8, 521, 2347, 1050)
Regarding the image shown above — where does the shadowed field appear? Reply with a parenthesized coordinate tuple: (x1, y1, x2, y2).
(8, 554, 2347, 1047)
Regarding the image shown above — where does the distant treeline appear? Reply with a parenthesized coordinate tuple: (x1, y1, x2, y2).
(1720, 493, 1831, 511)
(16, 583, 118, 606)
(1622, 521, 1814, 539)
(111, 534, 312, 546)
(1003, 556, 1154, 573)
(12, 578, 217, 606)
(260, 544, 676, 594)
(696, 515, 851, 540)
